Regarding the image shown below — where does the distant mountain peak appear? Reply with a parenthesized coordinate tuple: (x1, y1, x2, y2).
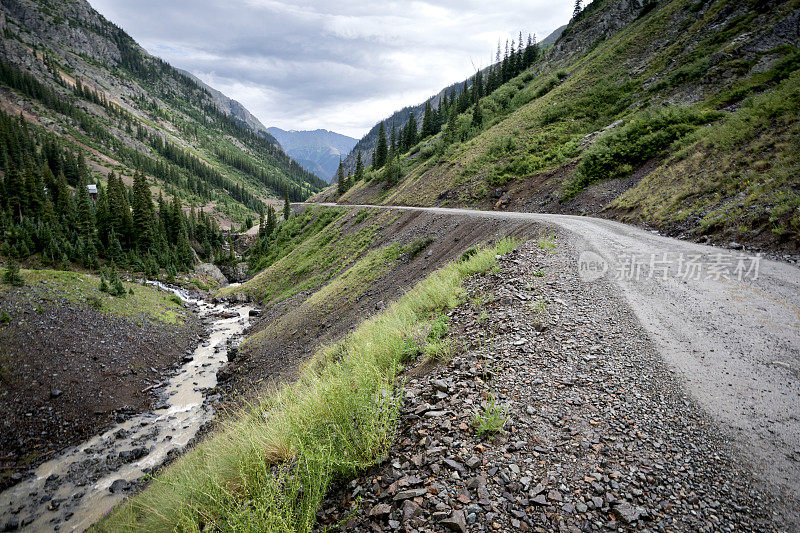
(267, 127, 357, 182)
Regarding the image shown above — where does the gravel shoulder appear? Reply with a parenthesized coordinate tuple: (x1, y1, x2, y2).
(316, 238, 791, 531)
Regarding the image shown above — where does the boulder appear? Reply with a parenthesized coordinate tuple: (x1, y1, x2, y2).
(195, 263, 228, 286)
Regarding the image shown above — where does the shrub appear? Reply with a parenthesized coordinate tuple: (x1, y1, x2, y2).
(0, 310, 11, 324)
(427, 314, 449, 341)
(406, 236, 434, 259)
(564, 106, 722, 199)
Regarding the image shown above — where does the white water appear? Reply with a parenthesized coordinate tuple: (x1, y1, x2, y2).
(0, 283, 252, 532)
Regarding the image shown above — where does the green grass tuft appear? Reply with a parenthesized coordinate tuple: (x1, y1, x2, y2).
(472, 393, 508, 438)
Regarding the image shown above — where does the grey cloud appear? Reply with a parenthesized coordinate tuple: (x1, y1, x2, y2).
(89, 0, 570, 137)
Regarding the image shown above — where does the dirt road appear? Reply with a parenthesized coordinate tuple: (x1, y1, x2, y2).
(317, 203, 800, 509)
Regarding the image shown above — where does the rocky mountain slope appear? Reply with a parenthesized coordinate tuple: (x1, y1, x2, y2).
(178, 69, 271, 137)
(0, 0, 325, 226)
(328, 0, 800, 254)
(267, 127, 357, 182)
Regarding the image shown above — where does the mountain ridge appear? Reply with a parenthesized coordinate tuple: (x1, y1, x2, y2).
(321, 0, 800, 255)
(177, 68, 273, 138)
(0, 0, 325, 227)
(340, 24, 568, 175)
(268, 127, 357, 181)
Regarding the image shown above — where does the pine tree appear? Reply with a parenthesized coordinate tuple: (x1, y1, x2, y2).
(336, 158, 346, 195)
(421, 102, 434, 138)
(383, 153, 402, 187)
(75, 174, 95, 238)
(283, 189, 291, 221)
(266, 205, 276, 235)
(573, 0, 582, 18)
(375, 122, 388, 168)
(474, 72, 484, 101)
(3, 260, 24, 286)
(354, 151, 364, 181)
(131, 171, 154, 251)
(404, 111, 418, 151)
(445, 104, 458, 144)
(472, 99, 483, 128)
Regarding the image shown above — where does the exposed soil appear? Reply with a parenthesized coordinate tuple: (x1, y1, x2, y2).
(0, 285, 202, 491)
(314, 239, 792, 531)
(215, 209, 547, 402)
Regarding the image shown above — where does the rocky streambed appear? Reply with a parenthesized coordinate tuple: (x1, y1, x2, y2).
(0, 283, 252, 532)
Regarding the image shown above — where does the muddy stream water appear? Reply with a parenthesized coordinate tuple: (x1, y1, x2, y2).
(0, 282, 252, 531)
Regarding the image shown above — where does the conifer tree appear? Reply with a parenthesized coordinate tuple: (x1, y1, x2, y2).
(421, 102, 434, 138)
(354, 151, 364, 182)
(474, 72, 484, 101)
(445, 104, 458, 144)
(375, 122, 388, 169)
(383, 153, 402, 187)
(75, 174, 95, 238)
(404, 111, 418, 151)
(573, 0, 582, 18)
(283, 189, 291, 221)
(3, 260, 24, 286)
(266, 205, 276, 236)
(131, 171, 154, 251)
(336, 158, 346, 195)
(472, 99, 483, 128)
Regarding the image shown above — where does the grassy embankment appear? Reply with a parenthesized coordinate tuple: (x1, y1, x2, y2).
(0, 268, 187, 324)
(219, 206, 394, 305)
(97, 238, 515, 532)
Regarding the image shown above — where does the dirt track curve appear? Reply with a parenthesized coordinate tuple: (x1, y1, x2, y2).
(314, 202, 800, 508)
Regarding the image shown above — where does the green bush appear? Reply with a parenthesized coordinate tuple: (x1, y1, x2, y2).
(564, 106, 722, 199)
(406, 236, 434, 259)
(427, 314, 449, 341)
(487, 135, 517, 160)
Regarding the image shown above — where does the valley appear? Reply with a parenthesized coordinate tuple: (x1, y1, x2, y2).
(1, 0, 799, 531)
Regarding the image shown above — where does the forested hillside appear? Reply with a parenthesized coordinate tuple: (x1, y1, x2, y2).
(0, 0, 325, 232)
(328, 0, 800, 253)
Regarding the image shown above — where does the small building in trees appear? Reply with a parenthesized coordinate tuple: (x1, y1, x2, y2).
(87, 184, 98, 201)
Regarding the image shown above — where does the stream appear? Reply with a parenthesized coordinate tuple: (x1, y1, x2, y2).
(0, 283, 252, 532)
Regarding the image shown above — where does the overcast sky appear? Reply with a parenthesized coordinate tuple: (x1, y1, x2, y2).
(88, 1, 571, 139)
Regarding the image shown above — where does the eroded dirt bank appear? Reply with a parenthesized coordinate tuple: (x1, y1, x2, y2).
(216, 208, 545, 400)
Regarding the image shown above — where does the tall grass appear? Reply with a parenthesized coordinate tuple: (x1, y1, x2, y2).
(97, 238, 515, 533)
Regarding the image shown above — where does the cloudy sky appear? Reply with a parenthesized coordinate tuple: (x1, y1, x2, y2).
(88, 1, 571, 139)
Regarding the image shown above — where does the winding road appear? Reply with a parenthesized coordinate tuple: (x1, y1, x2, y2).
(317, 203, 800, 507)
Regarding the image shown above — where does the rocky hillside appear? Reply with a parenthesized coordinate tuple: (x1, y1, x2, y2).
(179, 69, 272, 137)
(328, 0, 800, 254)
(0, 0, 325, 226)
(268, 127, 357, 182)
